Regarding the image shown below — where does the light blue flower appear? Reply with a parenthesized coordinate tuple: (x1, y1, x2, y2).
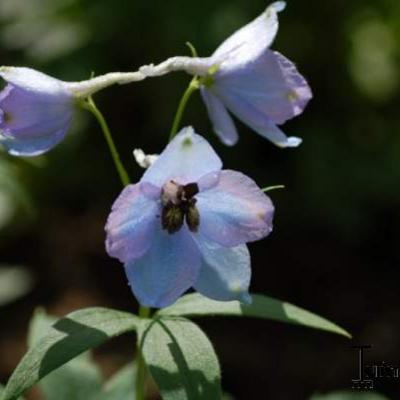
(0, 67, 75, 156)
(105, 127, 274, 308)
(199, 1, 312, 147)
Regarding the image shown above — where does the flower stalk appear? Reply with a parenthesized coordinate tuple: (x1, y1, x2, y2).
(261, 185, 285, 192)
(169, 78, 200, 141)
(136, 306, 151, 400)
(83, 96, 130, 187)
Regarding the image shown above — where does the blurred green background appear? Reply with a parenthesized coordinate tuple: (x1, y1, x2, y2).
(0, 0, 400, 398)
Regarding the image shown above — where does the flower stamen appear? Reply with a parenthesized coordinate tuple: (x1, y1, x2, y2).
(161, 180, 200, 234)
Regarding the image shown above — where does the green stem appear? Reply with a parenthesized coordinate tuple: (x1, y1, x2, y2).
(135, 306, 151, 400)
(169, 78, 199, 141)
(261, 185, 285, 192)
(85, 96, 130, 187)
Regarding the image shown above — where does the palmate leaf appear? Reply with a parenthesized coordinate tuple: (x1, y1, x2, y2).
(2, 307, 140, 400)
(159, 293, 351, 338)
(28, 309, 103, 400)
(139, 317, 222, 400)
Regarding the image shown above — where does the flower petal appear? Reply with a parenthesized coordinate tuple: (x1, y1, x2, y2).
(0, 67, 70, 96)
(0, 80, 74, 156)
(212, 2, 286, 65)
(196, 170, 274, 246)
(200, 88, 238, 146)
(141, 127, 222, 186)
(250, 121, 302, 148)
(214, 50, 312, 126)
(0, 85, 73, 134)
(105, 183, 160, 264)
(194, 237, 251, 303)
(124, 227, 201, 308)
(220, 97, 302, 147)
(0, 125, 70, 156)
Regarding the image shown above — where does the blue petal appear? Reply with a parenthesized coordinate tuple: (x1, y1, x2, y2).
(141, 127, 222, 186)
(105, 183, 160, 264)
(124, 227, 201, 308)
(194, 236, 251, 303)
(0, 84, 74, 156)
(200, 88, 238, 146)
(196, 170, 274, 246)
(0, 85, 73, 132)
(212, 2, 285, 65)
(213, 91, 302, 148)
(0, 125, 70, 156)
(214, 50, 312, 126)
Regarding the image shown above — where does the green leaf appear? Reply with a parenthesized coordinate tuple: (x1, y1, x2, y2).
(28, 308, 58, 348)
(310, 391, 391, 400)
(101, 362, 136, 400)
(159, 293, 351, 338)
(139, 317, 222, 400)
(0, 384, 23, 400)
(2, 307, 140, 400)
(28, 309, 103, 400)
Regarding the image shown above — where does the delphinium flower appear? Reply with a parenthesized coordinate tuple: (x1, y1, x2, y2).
(140, 2, 312, 147)
(105, 127, 274, 308)
(0, 67, 76, 156)
(0, 66, 145, 156)
(200, 1, 313, 147)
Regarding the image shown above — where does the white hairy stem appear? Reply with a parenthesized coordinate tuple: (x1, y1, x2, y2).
(139, 56, 212, 78)
(66, 71, 146, 97)
(64, 56, 211, 98)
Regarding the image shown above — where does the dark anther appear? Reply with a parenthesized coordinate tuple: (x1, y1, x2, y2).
(162, 203, 184, 234)
(183, 183, 199, 200)
(185, 203, 200, 232)
(161, 181, 200, 234)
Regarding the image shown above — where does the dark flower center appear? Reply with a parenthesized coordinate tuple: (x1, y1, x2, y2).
(161, 180, 200, 234)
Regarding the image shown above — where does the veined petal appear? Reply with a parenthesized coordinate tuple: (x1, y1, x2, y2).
(0, 86, 73, 135)
(0, 69, 75, 156)
(212, 2, 286, 66)
(197, 171, 220, 192)
(213, 87, 303, 147)
(200, 88, 238, 146)
(196, 170, 274, 246)
(214, 50, 312, 125)
(124, 227, 201, 308)
(105, 183, 160, 264)
(141, 127, 222, 186)
(194, 237, 251, 303)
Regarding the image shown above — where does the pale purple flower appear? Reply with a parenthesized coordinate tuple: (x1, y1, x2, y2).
(105, 127, 274, 308)
(199, 1, 312, 147)
(0, 67, 75, 156)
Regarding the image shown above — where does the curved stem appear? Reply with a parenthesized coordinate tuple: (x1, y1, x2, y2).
(169, 78, 199, 141)
(261, 185, 285, 193)
(135, 306, 151, 400)
(84, 97, 130, 187)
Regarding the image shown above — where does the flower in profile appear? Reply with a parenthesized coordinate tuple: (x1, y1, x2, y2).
(0, 67, 75, 156)
(105, 127, 274, 308)
(199, 1, 312, 147)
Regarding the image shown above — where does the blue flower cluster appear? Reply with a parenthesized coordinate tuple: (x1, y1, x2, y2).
(0, 2, 311, 307)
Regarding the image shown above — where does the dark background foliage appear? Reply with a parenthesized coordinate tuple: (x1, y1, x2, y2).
(0, 0, 399, 398)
